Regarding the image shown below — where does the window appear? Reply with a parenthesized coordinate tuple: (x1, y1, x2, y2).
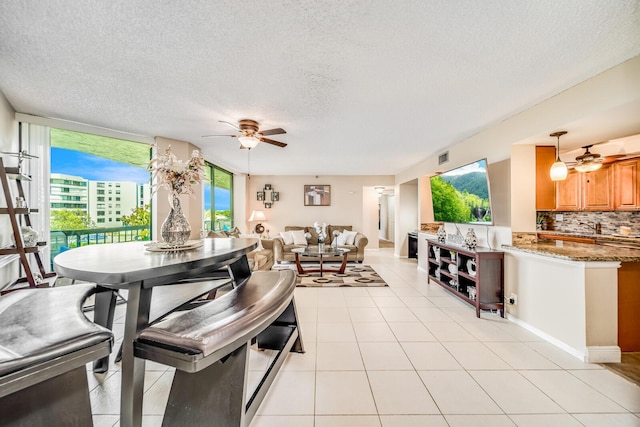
(49, 128, 151, 257)
(203, 162, 233, 232)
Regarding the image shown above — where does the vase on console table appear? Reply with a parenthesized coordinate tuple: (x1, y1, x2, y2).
(161, 193, 191, 246)
(464, 228, 477, 250)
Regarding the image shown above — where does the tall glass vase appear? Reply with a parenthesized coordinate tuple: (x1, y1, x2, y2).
(161, 193, 191, 246)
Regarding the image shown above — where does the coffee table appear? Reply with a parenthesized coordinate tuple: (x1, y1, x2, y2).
(291, 246, 350, 277)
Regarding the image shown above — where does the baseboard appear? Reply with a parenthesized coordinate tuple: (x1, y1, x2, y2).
(506, 314, 587, 361)
(586, 346, 621, 363)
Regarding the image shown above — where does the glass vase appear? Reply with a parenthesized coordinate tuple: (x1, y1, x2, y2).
(161, 193, 191, 246)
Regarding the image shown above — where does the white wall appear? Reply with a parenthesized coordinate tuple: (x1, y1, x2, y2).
(244, 175, 394, 237)
(362, 186, 380, 249)
(394, 181, 418, 257)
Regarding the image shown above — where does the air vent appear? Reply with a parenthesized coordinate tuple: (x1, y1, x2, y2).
(438, 151, 449, 165)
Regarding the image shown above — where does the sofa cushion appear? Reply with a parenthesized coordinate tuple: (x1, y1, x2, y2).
(290, 230, 308, 245)
(280, 231, 294, 245)
(343, 230, 358, 245)
(208, 231, 229, 238)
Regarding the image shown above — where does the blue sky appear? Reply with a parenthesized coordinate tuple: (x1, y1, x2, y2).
(52, 148, 230, 210)
(51, 147, 150, 184)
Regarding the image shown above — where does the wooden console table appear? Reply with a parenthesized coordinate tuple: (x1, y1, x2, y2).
(427, 239, 504, 317)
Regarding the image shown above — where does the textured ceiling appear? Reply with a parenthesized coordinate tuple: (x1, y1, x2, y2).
(1, 0, 639, 175)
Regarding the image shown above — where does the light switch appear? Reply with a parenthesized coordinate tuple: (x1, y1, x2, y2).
(555, 214, 563, 222)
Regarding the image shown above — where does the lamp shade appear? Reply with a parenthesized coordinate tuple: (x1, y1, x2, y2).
(248, 210, 267, 222)
(238, 136, 260, 149)
(550, 160, 568, 181)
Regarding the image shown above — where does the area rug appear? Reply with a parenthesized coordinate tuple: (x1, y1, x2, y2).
(273, 263, 388, 287)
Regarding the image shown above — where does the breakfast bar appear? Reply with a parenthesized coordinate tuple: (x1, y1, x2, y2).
(504, 236, 640, 363)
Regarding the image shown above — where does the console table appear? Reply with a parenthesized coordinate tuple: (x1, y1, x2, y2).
(427, 239, 504, 317)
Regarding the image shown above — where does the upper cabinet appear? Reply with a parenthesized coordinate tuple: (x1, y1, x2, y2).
(614, 159, 640, 210)
(556, 170, 581, 210)
(535, 146, 556, 210)
(554, 165, 614, 211)
(582, 165, 614, 211)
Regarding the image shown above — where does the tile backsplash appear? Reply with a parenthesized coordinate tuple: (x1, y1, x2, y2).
(536, 210, 640, 237)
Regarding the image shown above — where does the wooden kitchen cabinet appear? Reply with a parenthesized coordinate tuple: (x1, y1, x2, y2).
(535, 146, 556, 210)
(614, 159, 640, 210)
(556, 170, 580, 210)
(582, 165, 614, 211)
(555, 166, 614, 211)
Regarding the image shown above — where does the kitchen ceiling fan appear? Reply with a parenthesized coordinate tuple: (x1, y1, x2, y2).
(202, 119, 287, 149)
(566, 144, 638, 172)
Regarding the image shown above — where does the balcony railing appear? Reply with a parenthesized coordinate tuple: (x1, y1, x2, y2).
(50, 225, 150, 265)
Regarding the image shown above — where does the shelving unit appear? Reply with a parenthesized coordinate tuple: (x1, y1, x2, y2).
(0, 156, 55, 291)
(427, 239, 504, 317)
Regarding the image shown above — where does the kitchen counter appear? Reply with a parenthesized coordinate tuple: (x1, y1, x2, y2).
(537, 230, 640, 244)
(504, 239, 640, 262)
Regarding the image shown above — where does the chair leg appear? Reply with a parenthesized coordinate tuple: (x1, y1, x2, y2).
(161, 344, 249, 427)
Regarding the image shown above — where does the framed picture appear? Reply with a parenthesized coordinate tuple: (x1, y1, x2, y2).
(304, 185, 331, 206)
(264, 202, 272, 209)
(264, 184, 272, 190)
(271, 191, 279, 202)
(257, 191, 265, 201)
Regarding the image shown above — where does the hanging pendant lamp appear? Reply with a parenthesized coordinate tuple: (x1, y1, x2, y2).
(549, 131, 568, 181)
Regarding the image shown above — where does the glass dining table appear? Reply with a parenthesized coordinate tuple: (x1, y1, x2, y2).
(53, 238, 257, 427)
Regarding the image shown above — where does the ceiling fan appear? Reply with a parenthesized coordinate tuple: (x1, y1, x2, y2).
(566, 144, 638, 172)
(202, 119, 287, 149)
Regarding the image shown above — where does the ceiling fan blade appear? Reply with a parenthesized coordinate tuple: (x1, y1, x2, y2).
(260, 128, 286, 136)
(219, 120, 240, 131)
(259, 137, 287, 147)
(201, 134, 237, 138)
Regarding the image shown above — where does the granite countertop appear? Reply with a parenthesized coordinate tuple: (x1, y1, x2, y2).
(537, 230, 640, 243)
(504, 240, 640, 262)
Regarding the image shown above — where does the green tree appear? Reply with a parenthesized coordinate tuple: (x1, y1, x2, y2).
(430, 177, 469, 222)
(121, 204, 151, 226)
(121, 204, 151, 240)
(51, 209, 93, 230)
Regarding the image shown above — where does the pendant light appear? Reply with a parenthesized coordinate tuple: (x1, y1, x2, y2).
(549, 131, 568, 181)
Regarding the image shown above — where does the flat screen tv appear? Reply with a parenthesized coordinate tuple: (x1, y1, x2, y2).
(430, 158, 493, 224)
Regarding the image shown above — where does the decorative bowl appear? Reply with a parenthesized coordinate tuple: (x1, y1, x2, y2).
(466, 259, 476, 276)
(448, 264, 457, 274)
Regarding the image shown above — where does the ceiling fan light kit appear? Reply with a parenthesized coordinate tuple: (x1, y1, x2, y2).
(203, 119, 287, 150)
(573, 145, 603, 173)
(238, 135, 260, 149)
(549, 131, 568, 181)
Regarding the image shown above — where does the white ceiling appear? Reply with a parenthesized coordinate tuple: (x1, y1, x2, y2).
(1, 1, 639, 175)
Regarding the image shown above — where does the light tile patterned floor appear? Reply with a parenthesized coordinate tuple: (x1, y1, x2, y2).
(90, 249, 640, 426)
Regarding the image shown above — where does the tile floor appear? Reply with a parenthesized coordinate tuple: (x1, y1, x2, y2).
(90, 249, 640, 427)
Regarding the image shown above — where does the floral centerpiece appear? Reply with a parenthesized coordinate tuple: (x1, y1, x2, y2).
(314, 222, 327, 245)
(148, 145, 204, 246)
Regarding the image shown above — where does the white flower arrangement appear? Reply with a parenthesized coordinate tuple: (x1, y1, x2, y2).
(148, 145, 204, 195)
(314, 221, 327, 243)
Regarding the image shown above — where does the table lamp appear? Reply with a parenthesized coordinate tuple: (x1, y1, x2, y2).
(248, 210, 267, 234)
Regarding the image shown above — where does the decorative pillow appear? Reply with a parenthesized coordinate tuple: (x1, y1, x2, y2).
(228, 227, 241, 238)
(344, 230, 358, 245)
(291, 229, 308, 245)
(336, 231, 348, 246)
(279, 231, 294, 245)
